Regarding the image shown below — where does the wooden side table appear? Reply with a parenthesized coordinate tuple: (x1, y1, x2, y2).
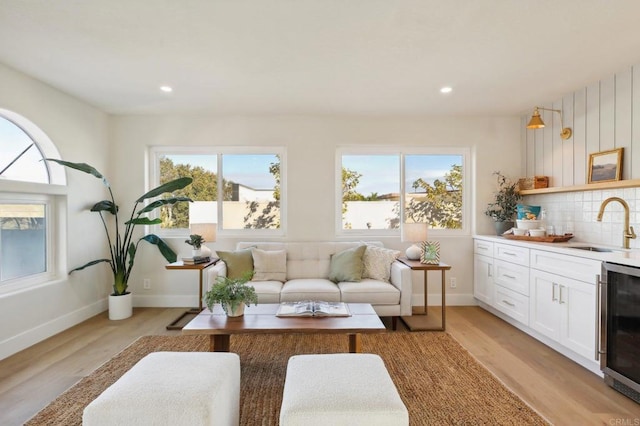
(165, 258, 219, 330)
(398, 257, 451, 331)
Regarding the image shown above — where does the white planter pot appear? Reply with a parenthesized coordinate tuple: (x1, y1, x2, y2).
(192, 248, 202, 257)
(223, 302, 245, 317)
(109, 292, 133, 320)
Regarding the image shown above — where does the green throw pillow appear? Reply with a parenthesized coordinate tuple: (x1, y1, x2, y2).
(328, 245, 366, 283)
(216, 248, 254, 280)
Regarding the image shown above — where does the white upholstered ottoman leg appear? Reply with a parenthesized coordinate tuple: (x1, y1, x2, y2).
(83, 351, 240, 426)
(280, 353, 408, 426)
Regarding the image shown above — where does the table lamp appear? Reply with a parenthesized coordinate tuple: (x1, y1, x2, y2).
(401, 222, 428, 260)
(190, 223, 217, 257)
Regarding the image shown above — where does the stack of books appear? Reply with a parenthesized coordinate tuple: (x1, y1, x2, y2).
(181, 255, 212, 265)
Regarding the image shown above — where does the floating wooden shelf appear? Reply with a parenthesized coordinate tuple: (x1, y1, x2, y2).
(519, 179, 640, 195)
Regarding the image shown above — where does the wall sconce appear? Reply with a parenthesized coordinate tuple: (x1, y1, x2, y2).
(526, 106, 572, 140)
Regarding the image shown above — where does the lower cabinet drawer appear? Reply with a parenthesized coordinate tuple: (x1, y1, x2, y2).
(494, 285, 529, 326)
(494, 259, 529, 296)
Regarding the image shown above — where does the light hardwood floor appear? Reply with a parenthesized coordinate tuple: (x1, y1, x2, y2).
(1, 306, 639, 425)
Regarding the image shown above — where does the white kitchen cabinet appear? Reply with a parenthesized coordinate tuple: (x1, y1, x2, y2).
(494, 284, 529, 325)
(474, 254, 493, 305)
(473, 236, 602, 373)
(494, 259, 529, 296)
(529, 268, 597, 360)
(473, 240, 494, 305)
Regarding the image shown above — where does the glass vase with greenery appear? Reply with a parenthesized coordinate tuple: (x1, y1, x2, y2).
(204, 272, 258, 317)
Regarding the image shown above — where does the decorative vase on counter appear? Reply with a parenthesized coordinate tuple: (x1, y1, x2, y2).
(494, 220, 514, 236)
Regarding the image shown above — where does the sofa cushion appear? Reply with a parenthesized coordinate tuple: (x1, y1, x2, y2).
(362, 245, 401, 282)
(252, 248, 287, 282)
(280, 279, 341, 302)
(338, 279, 401, 305)
(328, 245, 366, 283)
(216, 248, 254, 280)
(248, 280, 283, 304)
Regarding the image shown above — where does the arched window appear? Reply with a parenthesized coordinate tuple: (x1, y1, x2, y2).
(0, 109, 64, 290)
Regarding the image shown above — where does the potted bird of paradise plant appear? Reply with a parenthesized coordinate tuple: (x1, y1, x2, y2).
(47, 159, 193, 320)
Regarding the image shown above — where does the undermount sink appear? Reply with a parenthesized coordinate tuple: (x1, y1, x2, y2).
(569, 246, 616, 253)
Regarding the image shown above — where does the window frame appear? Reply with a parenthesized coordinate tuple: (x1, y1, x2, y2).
(0, 110, 65, 294)
(0, 193, 58, 290)
(148, 146, 287, 238)
(336, 146, 471, 237)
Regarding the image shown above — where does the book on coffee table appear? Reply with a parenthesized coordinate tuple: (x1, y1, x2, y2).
(276, 301, 351, 317)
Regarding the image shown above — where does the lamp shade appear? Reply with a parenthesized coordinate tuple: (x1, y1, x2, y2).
(401, 222, 428, 243)
(526, 108, 545, 129)
(190, 223, 217, 243)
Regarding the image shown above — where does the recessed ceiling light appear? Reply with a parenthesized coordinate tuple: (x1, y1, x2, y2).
(440, 86, 453, 94)
(160, 86, 173, 93)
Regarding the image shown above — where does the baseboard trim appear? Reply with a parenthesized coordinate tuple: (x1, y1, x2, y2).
(133, 295, 198, 308)
(0, 299, 107, 361)
(411, 293, 476, 307)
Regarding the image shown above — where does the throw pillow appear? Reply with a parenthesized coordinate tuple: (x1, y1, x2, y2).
(328, 245, 367, 283)
(252, 248, 287, 282)
(216, 248, 254, 280)
(362, 245, 401, 282)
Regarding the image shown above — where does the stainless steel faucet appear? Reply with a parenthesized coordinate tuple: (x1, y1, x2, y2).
(597, 197, 636, 249)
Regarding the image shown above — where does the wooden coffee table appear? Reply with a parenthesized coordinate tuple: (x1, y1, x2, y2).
(182, 303, 386, 352)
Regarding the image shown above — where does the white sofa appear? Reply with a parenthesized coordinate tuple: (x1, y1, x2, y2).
(207, 241, 412, 329)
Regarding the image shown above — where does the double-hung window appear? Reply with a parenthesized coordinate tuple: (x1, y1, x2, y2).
(149, 147, 285, 236)
(0, 110, 64, 291)
(337, 147, 469, 235)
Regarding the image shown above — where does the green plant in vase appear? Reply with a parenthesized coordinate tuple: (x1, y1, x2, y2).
(204, 271, 258, 317)
(485, 171, 521, 235)
(185, 234, 205, 250)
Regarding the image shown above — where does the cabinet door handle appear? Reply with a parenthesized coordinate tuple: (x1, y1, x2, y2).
(503, 251, 517, 257)
(559, 285, 566, 304)
(502, 300, 516, 307)
(503, 274, 516, 279)
(552, 282, 558, 302)
(488, 265, 492, 277)
(595, 274, 601, 361)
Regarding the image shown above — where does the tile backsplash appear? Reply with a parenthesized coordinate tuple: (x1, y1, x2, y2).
(523, 187, 640, 249)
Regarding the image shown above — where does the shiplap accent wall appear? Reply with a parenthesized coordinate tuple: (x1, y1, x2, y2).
(522, 66, 640, 186)
(520, 65, 640, 248)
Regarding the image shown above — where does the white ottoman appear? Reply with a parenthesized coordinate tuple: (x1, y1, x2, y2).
(83, 351, 240, 426)
(280, 353, 408, 426)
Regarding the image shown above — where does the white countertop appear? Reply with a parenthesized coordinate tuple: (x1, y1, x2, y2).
(474, 235, 640, 268)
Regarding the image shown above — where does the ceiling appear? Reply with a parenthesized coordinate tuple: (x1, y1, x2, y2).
(2, 1, 640, 116)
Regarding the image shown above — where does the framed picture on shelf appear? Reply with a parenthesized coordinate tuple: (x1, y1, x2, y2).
(588, 148, 623, 184)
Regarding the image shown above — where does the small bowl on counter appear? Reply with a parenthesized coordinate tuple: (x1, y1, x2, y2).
(512, 228, 528, 236)
(516, 219, 541, 230)
(528, 229, 546, 237)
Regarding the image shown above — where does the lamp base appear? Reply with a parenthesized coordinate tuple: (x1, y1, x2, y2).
(405, 244, 422, 260)
(199, 245, 212, 257)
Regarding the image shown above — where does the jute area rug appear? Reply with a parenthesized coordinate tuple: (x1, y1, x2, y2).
(27, 332, 549, 425)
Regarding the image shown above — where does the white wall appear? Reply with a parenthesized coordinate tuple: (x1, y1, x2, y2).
(0, 65, 522, 360)
(520, 65, 640, 248)
(522, 66, 640, 184)
(111, 115, 521, 309)
(0, 63, 110, 360)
